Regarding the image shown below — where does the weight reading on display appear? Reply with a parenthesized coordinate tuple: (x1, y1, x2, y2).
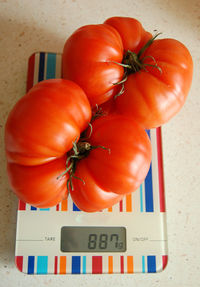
(61, 227, 126, 252)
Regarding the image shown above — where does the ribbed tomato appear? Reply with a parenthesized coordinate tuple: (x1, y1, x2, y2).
(106, 17, 193, 128)
(70, 114, 152, 212)
(5, 79, 92, 207)
(62, 23, 124, 107)
(5, 79, 151, 211)
(63, 16, 193, 128)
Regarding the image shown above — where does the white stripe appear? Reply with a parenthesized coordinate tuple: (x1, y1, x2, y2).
(124, 255, 127, 273)
(113, 254, 120, 273)
(47, 255, 54, 274)
(56, 54, 62, 78)
(156, 255, 163, 272)
(22, 255, 28, 273)
(43, 53, 48, 80)
(131, 185, 141, 213)
(122, 197, 126, 212)
(67, 195, 73, 212)
(150, 129, 160, 213)
(57, 256, 60, 274)
(102, 254, 108, 274)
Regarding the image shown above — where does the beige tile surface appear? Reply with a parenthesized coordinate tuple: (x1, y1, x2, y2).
(0, 0, 200, 286)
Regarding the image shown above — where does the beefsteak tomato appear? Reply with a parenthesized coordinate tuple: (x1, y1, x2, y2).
(70, 114, 152, 212)
(62, 16, 193, 128)
(62, 22, 124, 107)
(5, 79, 152, 211)
(5, 79, 92, 207)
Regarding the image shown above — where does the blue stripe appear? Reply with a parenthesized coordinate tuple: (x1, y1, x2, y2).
(145, 163, 154, 212)
(31, 206, 37, 210)
(142, 256, 145, 273)
(73, 203, 81, 211)
(46, 53, 56, 79)
(144, 130, 154, 212)
(38, 52, 45, 82)
(140, 184, 143, 212)
(147, 256, 156, 273)
(27, 256, 35, 274)
(39, 208, 50, 211)
(37, 256, 48, 274)
(146, 129, 150, 139)
(72, 256, 81, 274)
(82, 256, 86, 274)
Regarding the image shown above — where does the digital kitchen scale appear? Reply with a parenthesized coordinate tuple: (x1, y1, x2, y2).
(15, 52, 168, 274)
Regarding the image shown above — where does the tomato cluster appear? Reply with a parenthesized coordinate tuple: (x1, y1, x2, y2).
(5, 17, 193, 212)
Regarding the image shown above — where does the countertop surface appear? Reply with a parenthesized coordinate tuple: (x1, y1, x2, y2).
(0, 0, 200, 286)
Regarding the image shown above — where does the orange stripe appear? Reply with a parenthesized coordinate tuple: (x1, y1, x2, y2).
(108, 256, 113, 274)
(126, 194, 132, 212)
(108, 206, 112, 212)
(61, 198, 68, 211)
(127, 256, 134, 273)
(59, 256, 66, 274)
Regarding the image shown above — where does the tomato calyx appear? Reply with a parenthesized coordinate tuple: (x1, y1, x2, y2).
(57, 129, 110, 192)
(91, 105, 106, 121)
(113, 33, 162, 98)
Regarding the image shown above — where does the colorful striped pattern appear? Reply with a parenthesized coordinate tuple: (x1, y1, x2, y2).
(15, 255, 168, 274)
(15, 52, 167, 275)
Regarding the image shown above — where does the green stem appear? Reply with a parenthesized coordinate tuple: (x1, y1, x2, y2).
(57, 133, 110, 191)
(112, 32, 162, 98)
(137, 33, 162, 59)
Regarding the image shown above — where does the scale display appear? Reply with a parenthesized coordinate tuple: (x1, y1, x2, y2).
(61, 226, 126, 252)
(15, 52, 168, 275)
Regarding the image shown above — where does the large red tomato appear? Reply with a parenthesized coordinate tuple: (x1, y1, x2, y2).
(70, 114, 152, 212)
(5, 79, 151, 211)
(105, 17, 193, 128)
(62, 17, 151, 107)
(62, 23, 124, 107)
(62, 16, 193, 128)
(5, 79, 92, 207)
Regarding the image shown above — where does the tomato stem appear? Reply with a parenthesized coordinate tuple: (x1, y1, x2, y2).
(113, 33, 162, 98)
(57, 124, 110, 192)
(137, 33, 162, 58)
(91, 105, 106, 122)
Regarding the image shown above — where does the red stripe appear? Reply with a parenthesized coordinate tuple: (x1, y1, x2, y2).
(119, 200, 123, 212)
(26, 53, 35, 92)
(120, 256, 124, 273)
(162, 255, 168, 270)
(18, 200, 26, 210)
(156, 128, 166, 212)
(15, 256, 23, 272)
(54, 256, 58, 274)
(56, 204, 59, 211)
(92, 256, 102, 274)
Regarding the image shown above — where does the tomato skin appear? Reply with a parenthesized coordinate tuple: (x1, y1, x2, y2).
(104, 16, 152, 53)
(114, 38, 193, 128)
(70, 161, 123, 212)
(5, 79, 92, 166)
(104, 17, 193, 128)
(70, 114, 152, 212)
(62, 24, 124, 107)
(5, 79, 92, 208)
(7, 156, 68, 208)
